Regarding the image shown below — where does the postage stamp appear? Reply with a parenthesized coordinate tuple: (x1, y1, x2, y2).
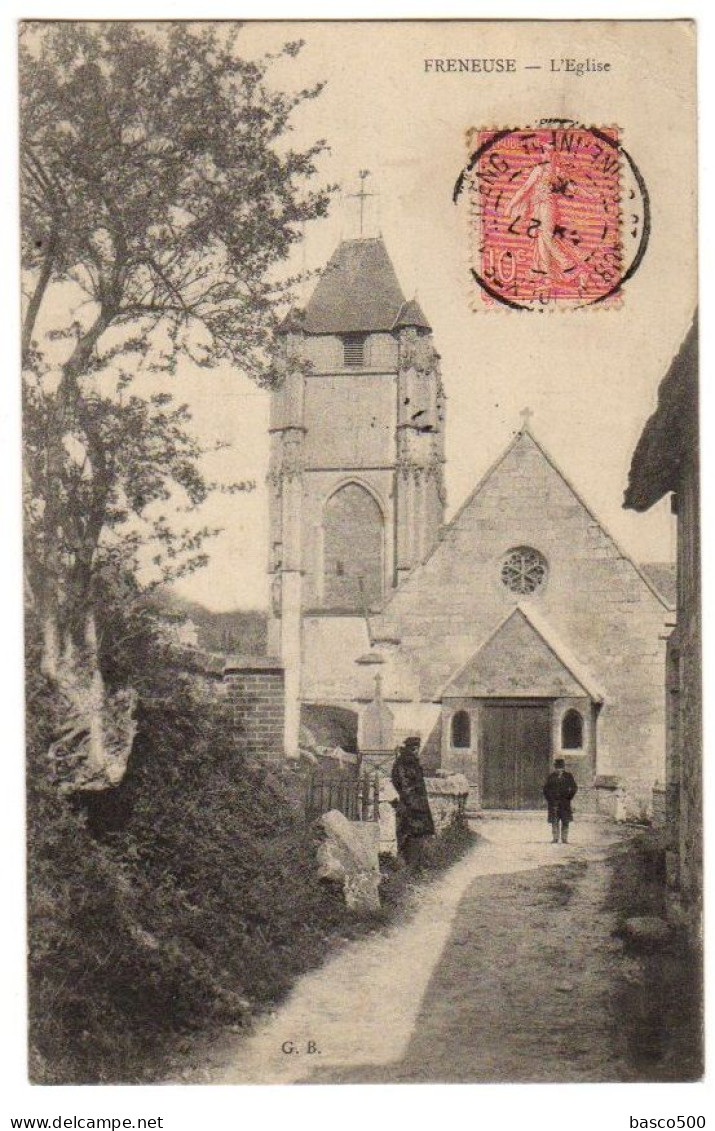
(459, 123, 649, 311)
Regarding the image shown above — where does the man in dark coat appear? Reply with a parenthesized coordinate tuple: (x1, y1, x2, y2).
(391, 736, 435, 868)
(543, 757, 578, 843)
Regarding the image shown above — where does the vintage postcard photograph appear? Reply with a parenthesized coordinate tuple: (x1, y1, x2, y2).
(17, 17, 701, 1087)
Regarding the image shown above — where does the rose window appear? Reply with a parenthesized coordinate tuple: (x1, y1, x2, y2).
(500, 546, 548, 595)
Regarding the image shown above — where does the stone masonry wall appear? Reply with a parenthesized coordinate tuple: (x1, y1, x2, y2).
(426, 774, 470, 832)
(368, 431, 671, 817)
(676, 455, 702, 929)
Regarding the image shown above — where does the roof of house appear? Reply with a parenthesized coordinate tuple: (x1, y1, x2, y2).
(624, 316, 698, 512)
(302, 237, 408, 334)
(276, 307, 305, 334)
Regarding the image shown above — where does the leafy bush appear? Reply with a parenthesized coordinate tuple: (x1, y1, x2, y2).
(26, 607, 350, 1083)
(422, 813, 478, 870)
(26, 582, 479, 1083)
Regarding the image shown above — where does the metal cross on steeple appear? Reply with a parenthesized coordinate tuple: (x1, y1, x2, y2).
(520, 406, 534, 431)
(347, 169, 375, 237)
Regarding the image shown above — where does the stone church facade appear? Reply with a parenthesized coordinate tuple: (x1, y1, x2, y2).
(267, 235, 672, 817)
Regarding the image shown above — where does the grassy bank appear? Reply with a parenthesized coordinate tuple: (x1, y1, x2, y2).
(27, 630, 477, 1085)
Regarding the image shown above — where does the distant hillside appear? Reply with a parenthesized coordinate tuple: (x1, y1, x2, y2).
(152, 589, 268, 655)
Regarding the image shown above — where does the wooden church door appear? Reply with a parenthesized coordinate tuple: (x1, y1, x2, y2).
(481, 702, 552, 809)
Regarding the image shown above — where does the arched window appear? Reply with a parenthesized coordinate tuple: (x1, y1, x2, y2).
(323, 484, 383, 610)
(561, 709, 584, 750)
(451, 710, 471, 749)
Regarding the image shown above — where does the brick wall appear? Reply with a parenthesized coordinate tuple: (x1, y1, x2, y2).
(164, 648, 286, 761)
(223, 657, 285, 761)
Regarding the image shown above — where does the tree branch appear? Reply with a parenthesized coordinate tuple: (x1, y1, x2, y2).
(22, 224, 59, 365)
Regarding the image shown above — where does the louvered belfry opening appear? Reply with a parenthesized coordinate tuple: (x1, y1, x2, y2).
(343, 333, 367, 368)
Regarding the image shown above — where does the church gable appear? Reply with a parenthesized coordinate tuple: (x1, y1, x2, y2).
(436, 428, 669, 608)
(439, 607, 598, 700)
(378, 426, 669, 626)
(369, 425, 670, 704)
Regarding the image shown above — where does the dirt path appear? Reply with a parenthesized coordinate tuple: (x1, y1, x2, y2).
(313, 837, 633, 1082)
(210, 814, 636, 1085)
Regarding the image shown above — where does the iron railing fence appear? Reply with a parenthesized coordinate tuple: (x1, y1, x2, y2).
(304, 771, 380, 823)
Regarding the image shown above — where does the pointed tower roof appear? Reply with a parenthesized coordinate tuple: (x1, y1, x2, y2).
(303, 237, 408, 334)
(393, 297, 432, 332)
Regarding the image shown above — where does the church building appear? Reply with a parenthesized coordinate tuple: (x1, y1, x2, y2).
(267, 235, 673, 817)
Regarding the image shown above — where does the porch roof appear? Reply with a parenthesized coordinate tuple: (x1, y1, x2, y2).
(437, 604, 605, 703)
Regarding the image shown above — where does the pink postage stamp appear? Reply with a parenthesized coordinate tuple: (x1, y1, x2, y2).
(460, 123, 649, 311)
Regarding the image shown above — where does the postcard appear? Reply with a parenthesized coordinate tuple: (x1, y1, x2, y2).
(19, 18, 700, 1086)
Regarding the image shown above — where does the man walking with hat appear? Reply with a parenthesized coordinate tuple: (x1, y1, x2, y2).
(543, 757, 578, 843)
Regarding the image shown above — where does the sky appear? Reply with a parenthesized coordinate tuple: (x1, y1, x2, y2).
(157, 20, 696, 611)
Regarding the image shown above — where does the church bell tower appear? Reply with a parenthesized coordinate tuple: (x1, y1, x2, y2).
(267, 234, 446, 755)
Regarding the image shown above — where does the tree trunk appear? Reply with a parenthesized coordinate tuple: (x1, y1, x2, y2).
(47, 628, 138, 794)
(84, 610, 107, 776)
(40, 610, 60, 682)
(36, 306, 137, 792)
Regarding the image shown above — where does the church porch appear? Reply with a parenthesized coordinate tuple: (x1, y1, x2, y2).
(440, 694, 598, 812)
(432, 603, 605, 812)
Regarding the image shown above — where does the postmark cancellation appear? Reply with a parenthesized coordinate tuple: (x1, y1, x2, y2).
(459, 122, 649, 311)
